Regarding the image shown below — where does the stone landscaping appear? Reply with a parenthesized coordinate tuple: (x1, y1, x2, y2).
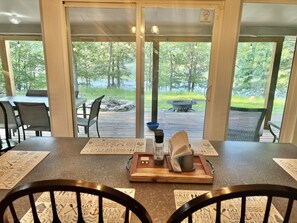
(101, 98, 135, 112)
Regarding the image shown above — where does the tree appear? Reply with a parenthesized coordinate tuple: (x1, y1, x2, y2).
(277, 39, 296, 98)
(5, 39, 294, 100)
(74, 42, 103, 88)
(10, 41, 46, 92)
(234, 42, 273, 96)
(159, 42, 210, 93)
(73, 42, 135, 89)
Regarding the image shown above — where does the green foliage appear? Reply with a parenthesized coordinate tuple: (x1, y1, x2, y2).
(158, 42, 210, 92)
(9, 41, 46, 93)
(4, 39, 295, 116)
(277, 39, 295, 97)
(234, 42, 273, 97)
(73, 42, 135, 88)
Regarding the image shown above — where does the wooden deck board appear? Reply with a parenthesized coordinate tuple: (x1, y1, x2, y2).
(1, 111, 276, 143)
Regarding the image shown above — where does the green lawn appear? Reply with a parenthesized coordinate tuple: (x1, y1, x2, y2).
(79, 87, 286, 114)
(17, 87, 285, 114)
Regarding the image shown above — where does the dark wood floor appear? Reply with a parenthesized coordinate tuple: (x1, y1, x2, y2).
(2, 111, 278, 143)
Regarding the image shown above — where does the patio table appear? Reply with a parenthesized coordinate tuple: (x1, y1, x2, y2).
(0, 95, 88, 133)
(0, 95, 86, 109)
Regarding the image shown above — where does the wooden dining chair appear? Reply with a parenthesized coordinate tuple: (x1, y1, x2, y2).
(0, 179, 153, 223)
(14, 102, 51, 140)
(77, 95, 105, 137)
(0, 101, 21, 143)
(0, 102, 17, 154)
(227, 106, 267, 141)
(167, 184, 297, 223)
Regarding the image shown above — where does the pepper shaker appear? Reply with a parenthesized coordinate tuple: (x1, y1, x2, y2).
(154, 129, 164, 166)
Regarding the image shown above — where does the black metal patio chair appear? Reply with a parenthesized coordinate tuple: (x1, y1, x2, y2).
(227, 106, 267, 141)
(77, 95, 105, 137)
(14, 102, 51, 140)
(0, 102, 17, 153)
(0, 101, 21, 143)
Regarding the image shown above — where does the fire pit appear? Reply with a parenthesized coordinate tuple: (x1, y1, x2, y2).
(167, 100, 197, 112)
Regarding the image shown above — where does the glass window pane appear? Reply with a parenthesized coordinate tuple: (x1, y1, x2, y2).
(68, 7, 136, 138)
(230, 3, 297, 142)
(144, 7, 214, 141)
(9, 40, 46, 95)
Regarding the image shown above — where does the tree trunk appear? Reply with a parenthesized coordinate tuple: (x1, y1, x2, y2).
(107, 43, 113, 88)
(72, 47, 79, 91)
(116, 56, 120, 88)
(147, 45, 152, 91)
(169, 51, 173, 91)
(111, 59, 115, 87)
(187, 46, 195, 92)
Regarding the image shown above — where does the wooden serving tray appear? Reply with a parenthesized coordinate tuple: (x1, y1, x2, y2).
(129, 152, 213, 184)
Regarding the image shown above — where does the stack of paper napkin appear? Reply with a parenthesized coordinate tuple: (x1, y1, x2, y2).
(169, 130, 193, 172)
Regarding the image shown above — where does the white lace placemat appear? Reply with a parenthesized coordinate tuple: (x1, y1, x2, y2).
(165, 139, 218, 156)
(273, 158, 297, 181)
(0, 150, 50, 189)
(21, 188, 135, 222)
(80, 138, 146, 154)
(174, 190, 283, 222)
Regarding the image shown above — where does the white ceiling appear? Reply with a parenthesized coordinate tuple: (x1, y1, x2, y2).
(0, 0, 40, 24)
(0, 1, 296, 36)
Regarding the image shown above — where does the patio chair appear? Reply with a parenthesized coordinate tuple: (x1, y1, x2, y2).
(0, 179, 153, 223)
(268, 120, 280, 143)
(0, 101, 21, 143)
(26, 89, 79, 98)
(227, 106, 267, 141)
(0, 102, 17, 153)
(77, 95, 105, 137)
(167, 184, 297, 223)
(14, 102, 51, 140)
(25, 89, 48, 97)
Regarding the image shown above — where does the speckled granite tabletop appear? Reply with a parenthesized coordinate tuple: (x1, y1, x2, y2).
(1, 137, 297, 223)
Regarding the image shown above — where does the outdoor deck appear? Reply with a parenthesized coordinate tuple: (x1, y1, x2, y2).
(86, 111, 277, 142)
(3, 111, 277, 143)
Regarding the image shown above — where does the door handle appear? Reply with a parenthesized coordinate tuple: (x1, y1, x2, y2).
(204, 85, 212, 102)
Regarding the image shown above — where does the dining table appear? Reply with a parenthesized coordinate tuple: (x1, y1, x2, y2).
(1, 137, 297, 222)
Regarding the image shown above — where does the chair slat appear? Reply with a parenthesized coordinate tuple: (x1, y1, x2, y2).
(76, 192, 85, 223)
(263, 196, 272, 222)
(8, 203, 21, 223)
(239, 196, 246, 222)
(215, 201, 221, 223)
(99, 194, 104, 223)
(283, 198, 294, 223)
(49, 191, 61, 223)
(29, 194, 41, 223)
(124, 207, 129, 223)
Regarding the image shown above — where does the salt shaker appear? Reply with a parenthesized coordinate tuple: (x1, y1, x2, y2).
(154, 129, 164, 166)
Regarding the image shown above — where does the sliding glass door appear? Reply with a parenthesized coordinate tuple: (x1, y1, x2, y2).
(143, 7, 214, 141)
(67, 5, 137, 138)
(230, 3, 297, 142)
